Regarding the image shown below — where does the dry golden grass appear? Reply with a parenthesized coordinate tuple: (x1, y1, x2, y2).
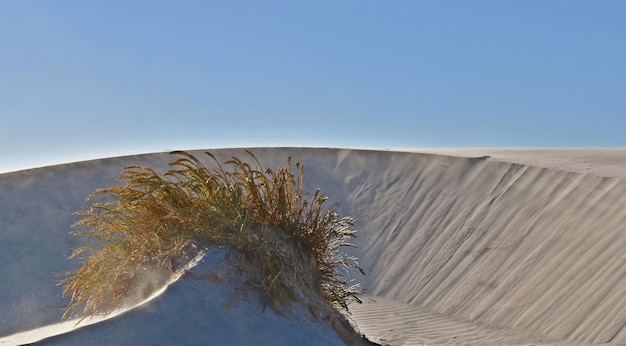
(59, 150, 363, 319)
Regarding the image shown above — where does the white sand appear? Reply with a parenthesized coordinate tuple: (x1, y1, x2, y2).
(1, 148, 626, 345)
(409, 148, 626, 178)
(0, 283, 172, 345)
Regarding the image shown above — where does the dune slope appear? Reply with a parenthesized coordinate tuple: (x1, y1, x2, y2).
(338, 149, 626, 345)
(1, 148, 626, 345)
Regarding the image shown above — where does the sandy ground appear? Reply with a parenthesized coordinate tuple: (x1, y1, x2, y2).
(1, 147, 626, 345)
(409, 148, 626, 178)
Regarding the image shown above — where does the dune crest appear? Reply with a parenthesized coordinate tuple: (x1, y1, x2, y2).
(0, 278, 175, 345)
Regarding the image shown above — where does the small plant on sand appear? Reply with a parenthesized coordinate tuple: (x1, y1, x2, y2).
(59, 150, 363, 320)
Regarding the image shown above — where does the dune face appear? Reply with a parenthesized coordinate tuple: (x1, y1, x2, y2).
(338, 149, 626, 345)
(1, 148, 626, 345)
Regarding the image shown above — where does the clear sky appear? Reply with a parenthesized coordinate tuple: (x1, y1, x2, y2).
(1, 1, 625, 173)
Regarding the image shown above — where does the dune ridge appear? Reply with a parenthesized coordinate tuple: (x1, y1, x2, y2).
(0, 277, 175, 345)
(1, 148, 626, 345)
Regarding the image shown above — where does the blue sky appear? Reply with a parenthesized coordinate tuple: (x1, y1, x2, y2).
(1, 1, 625, 173)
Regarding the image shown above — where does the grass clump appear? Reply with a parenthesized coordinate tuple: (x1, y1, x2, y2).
(60, 150, 363, 320)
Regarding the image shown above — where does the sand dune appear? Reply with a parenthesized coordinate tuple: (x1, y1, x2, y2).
(1, 148, 626, 345)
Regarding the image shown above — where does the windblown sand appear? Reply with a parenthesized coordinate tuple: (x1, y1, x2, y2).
(1, 148, 625, 345)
